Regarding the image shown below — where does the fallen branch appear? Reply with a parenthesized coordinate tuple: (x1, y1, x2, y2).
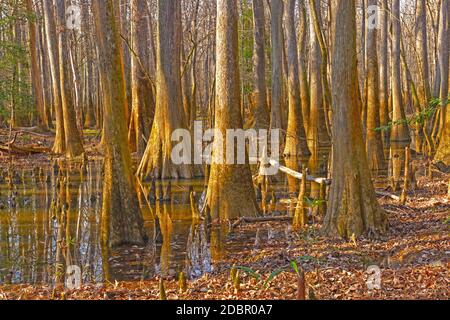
(232, 215, 292, 228)
(0, 141, 50, 155)
(376, 191, 400, 201)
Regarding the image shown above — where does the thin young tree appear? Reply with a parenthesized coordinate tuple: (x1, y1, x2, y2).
(323, 0, 387, 239)
(379, 0, 390, 150)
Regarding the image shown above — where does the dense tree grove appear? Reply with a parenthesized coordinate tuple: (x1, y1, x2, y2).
(0, 0, 448, 301)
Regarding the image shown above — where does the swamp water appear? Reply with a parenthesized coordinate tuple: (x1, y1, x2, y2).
(0, 161, 291, 286)
(0, 147, 390, 286)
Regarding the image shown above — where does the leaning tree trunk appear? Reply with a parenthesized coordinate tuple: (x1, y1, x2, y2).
(56, 0, 84, 158)
(92, 0, 147, 247)
(251, 0, 269, 131)
(283, 0, 310, 158)
(323, 0, 387, 239)
(204, 0, 260, 222)
(137, 0, 192, 180)
(365, 0, 385, 174)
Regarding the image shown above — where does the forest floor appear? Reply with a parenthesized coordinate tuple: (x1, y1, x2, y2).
(0, 128, 449, 300)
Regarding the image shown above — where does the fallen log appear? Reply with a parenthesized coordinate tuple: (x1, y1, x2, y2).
(0, 143, 50, 155)
(249, 156, 331, 185)
(375, 191, 400, 201)
(272, 160, 332, 185)
(232, 215, 292, 228)
(12, 126, 52, 137)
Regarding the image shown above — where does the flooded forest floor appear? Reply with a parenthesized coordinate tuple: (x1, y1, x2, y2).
(0, 129, 448, 300)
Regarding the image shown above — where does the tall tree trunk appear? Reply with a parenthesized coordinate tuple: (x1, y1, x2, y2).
(56, 0, 84, 158)
(270, 0, 283, 131)
(415, 0, 431, 153)
(26, 0, 48, 130)
(129, 0, 153, 156)
(434, 0, 450, 165)
(43, 0, 65, 153)
(251, 0, 269, 130)
(204, 0, 259, 222)
(390, 0, 411, 187)
(323, 0, 387, 239)
(307, 0, 330, 153)
(92, 0, 147, 247)
(365, 0, 385, 173)
(137, 0, 192, 179)
(416, 0, 432, 106)
(379, 0, 390, 150)
(283, 0, 310, 158)
(298, 0, 310, 132)
(308, 0, 332, 129)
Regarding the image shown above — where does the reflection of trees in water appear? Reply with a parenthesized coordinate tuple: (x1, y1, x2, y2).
(185, 223, 212, 279)
(157, 202, 172, 277)
(0, 161, 107, 285)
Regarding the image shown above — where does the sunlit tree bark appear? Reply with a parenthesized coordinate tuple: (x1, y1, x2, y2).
(137, 0, 192, 179)
(298, 0, 310, 132)
(203, 0, 259, 222)
(251, 0, 269, 130)
(390, 0, 410, 187)
(379, 0, 390, 150)
(434, 0, 449, 165)
(92, 0, 147, 247)
(43, 0, 65, 153)
(56, 0, 84, 158)
(323, 0, 387, 239)
(129, 0, 153, 156)
(283, 0, 310, 158)
(307, 0, 330, 152)
(270, 0, 283, 131)
(26, 0, 48, 130)
(365, 0, 385, 173)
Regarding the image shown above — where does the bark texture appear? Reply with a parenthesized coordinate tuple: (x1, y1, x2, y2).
(323, 0, 387, 239)
(92, 0, 147, 247)
(251, 0, 270, 130)
(137, 0, 192, 179)
(365, 0, 385, 173)
(283, 0, 310, 158)
(204, 0, 259, 222)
